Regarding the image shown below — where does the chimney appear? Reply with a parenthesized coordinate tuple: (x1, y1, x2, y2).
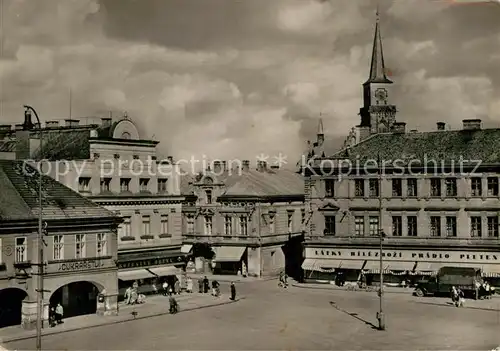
(213, 160, 222, 173)
(242, 160, 250, 172)
(437, 122, 445, 131)
(23, 109, 34, 131)
(0, 125, 11, 139)
(462, 119, 481, 131)
(392, 122, 406, 134)
(167, 156, 174, 164)
(15, 129, 31, 159)
(257, 161, 267, 172)
(65, 119, 79, 128)
(222, 161, 227, 172)
(101, 118, 112, 128)
(45, 121, 59, 128)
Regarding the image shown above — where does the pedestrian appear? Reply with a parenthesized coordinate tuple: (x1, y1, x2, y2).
(175, 279, 181, 295)
(198, 278, 203, 293)
(230, 282, 236, 301)
(458, 288, 465, 307)
(162, 281, 168, 296)
(49, 306, 56, 327)
(169, 295, 178, 314)
(55, 303, 64, 324)
(186, 277, 193, 293)
(203, 276, 210, 294)
(212, 280, 220, 297)
(152, 282, 158, 295)
(125, 286, 132, 304)
(451, 286, 459, 307)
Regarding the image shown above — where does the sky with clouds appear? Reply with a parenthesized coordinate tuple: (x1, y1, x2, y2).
(1, 0, 500, 164)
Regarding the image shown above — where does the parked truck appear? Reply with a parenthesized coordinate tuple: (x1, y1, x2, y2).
(414, 266, 482, 299)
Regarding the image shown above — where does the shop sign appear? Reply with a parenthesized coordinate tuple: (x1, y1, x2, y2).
(58, 260, 105, 272)
(306, 247, 500, 263)
(118, 256, 184, 270)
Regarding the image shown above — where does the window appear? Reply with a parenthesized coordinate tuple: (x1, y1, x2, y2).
(407, 216, 417, 237)
(324, 215, 335, 235)
(139, 178, 150, 192)
(186, 216, 195, 234)
(325, 180, 334, 198)
(206, 190, 212, 204)
(269, 214, 276, 234)
(158, 178, 168, 193)
(446, 217, 457, 237)
(430, 178, 441, 197)
(287, 211, 294, 233)
(239, 216, 248, 236)
(369, 216, 379, 236)
(430, 216, 441, 237)
(355, 216, 364, 236)
(471, 178, 482, 196)
(78, 177, 91, 192)
(204, 216, 212, 235)
(224, 216, 233, 236)
(407, 179, 417, 197)
(97, 233, 107, 256)
(369, 179, 379, 197)
(142, 216, 151, 235)
(392, 216, 402, 236)
(392, 179, 402, 197)
(161, 215, 169, 234)
(445, 178, 457, 197)
(120, 178, 130, 192)
(487, 216, 499, 237)
(301, 209, 306, 224)
(75, 234, 86, 259)
(15, 237, 27, 262)
(470, 217, 482, 237)
(53, 235, 64, 260)
(488, 177, 499, 196)
(121, 217, 132, 238)
(355, 179, 364, 197)
(100, 178, 111, 193)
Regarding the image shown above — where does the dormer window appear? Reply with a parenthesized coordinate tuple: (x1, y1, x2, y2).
(100, 178, 111, 193)
(78, 177, 91, 193)
(158, 178, 168, 193)
(139, 178, 149, 192)
(120, 178, 130, 192)
(206, 190, 212, 204)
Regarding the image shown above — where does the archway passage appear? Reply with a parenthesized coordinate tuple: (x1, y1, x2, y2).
(282, 234, 305, 281)
(0, 288, 28, 328)
(50, 281, 99, 319)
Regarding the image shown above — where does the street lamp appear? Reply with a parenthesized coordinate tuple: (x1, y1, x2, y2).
(24, 105, 44, 351)
(377, 154, 385, 331)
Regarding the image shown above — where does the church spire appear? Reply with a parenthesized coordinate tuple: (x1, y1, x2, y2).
(317, 115, 324, 136)
(365, 8, 392, 84)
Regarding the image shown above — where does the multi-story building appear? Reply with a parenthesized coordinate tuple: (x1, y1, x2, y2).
(0, 159, 121, 329)
(301, 15, 500, 284)
(2, 112, 187, 298)
(181, 160, 305, 277)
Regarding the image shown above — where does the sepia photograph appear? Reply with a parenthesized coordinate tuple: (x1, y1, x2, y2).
(0, 0, 500, 350)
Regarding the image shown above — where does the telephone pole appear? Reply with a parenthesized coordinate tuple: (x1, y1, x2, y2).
(377, 153, 385, 331)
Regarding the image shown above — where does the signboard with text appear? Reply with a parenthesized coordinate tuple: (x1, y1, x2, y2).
(118, 255, 185, 270)
(305, 247, 500, 264)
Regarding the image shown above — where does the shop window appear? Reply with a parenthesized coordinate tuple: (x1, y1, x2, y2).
(470, 217, 482, 237)
(53, 235, 64, 260)
(15, 237, 27, 263)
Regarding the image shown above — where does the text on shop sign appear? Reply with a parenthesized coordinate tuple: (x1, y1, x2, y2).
(118, 256, 184, 270)
(58, 260, 105, 272)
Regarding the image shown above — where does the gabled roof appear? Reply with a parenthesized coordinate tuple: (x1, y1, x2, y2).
(0, 160, 117, 221)
(222, 169, 304, 197)
(331, 129, 500, 163)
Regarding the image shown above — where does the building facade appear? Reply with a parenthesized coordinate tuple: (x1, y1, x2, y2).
(0, 160, 121, 329)
(181, 161, 305, 277)
(302, 15, 500, 284)
(2, 113, 187, 300)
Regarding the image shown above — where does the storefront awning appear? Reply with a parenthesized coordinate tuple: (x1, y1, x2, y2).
(148, 266, 182, 277)
(414, 262, 442, 274)
(386, 261, 417, 272)
(362, 260, 391, 274)
(213, 246, 246, 262)
(301, 259, 363, 272)
(482, 264, 500, 278)
(181, 244, 193, 254)
(118, 269, 155, 281)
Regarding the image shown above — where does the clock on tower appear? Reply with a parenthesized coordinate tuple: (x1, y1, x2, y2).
(374, 88, 388, 105)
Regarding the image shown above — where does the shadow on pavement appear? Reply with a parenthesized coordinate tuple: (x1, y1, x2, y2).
(329, 301, 379, 330)
(415, 301, 499, 312)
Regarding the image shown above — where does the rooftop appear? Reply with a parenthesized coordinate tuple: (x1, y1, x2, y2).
(0, 160, 117, 221)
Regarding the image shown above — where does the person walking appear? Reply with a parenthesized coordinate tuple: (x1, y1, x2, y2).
(198, 278, 203, 293)
(174, 279, 181, 295)
(55, 303, 64, 324)
(230, 282, 236, 301)
(186, 277, 193, 293)
(203, 276, 210, 294)
(212, 280, 220, 297)
(162, 281, 168, 296)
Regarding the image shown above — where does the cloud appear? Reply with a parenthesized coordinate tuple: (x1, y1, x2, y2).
(1, 0, 500, 163)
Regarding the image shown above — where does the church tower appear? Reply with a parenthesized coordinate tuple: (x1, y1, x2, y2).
(358, 10, 397, 135)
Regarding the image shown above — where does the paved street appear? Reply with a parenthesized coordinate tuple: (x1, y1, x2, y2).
(5, 280, 500, 350)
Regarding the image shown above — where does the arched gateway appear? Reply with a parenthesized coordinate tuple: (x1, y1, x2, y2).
(49, 281, 103, 318)
(0, 288, 28, 328)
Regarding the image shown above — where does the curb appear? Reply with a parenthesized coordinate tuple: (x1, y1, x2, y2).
(1, 298, 241, 344)
(291, 283, 412, 295)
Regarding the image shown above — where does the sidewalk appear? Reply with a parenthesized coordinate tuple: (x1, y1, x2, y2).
(0, 292, 240, 344)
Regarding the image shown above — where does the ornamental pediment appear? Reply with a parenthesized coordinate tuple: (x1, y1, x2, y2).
(318, 199, 339, 211)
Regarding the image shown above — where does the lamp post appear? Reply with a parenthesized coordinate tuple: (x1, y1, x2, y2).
(24, 105, 44, 351)
(377, 154, 385, 331)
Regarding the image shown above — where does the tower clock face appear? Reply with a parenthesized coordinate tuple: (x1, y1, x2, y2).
(375, 88, 388, 102)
